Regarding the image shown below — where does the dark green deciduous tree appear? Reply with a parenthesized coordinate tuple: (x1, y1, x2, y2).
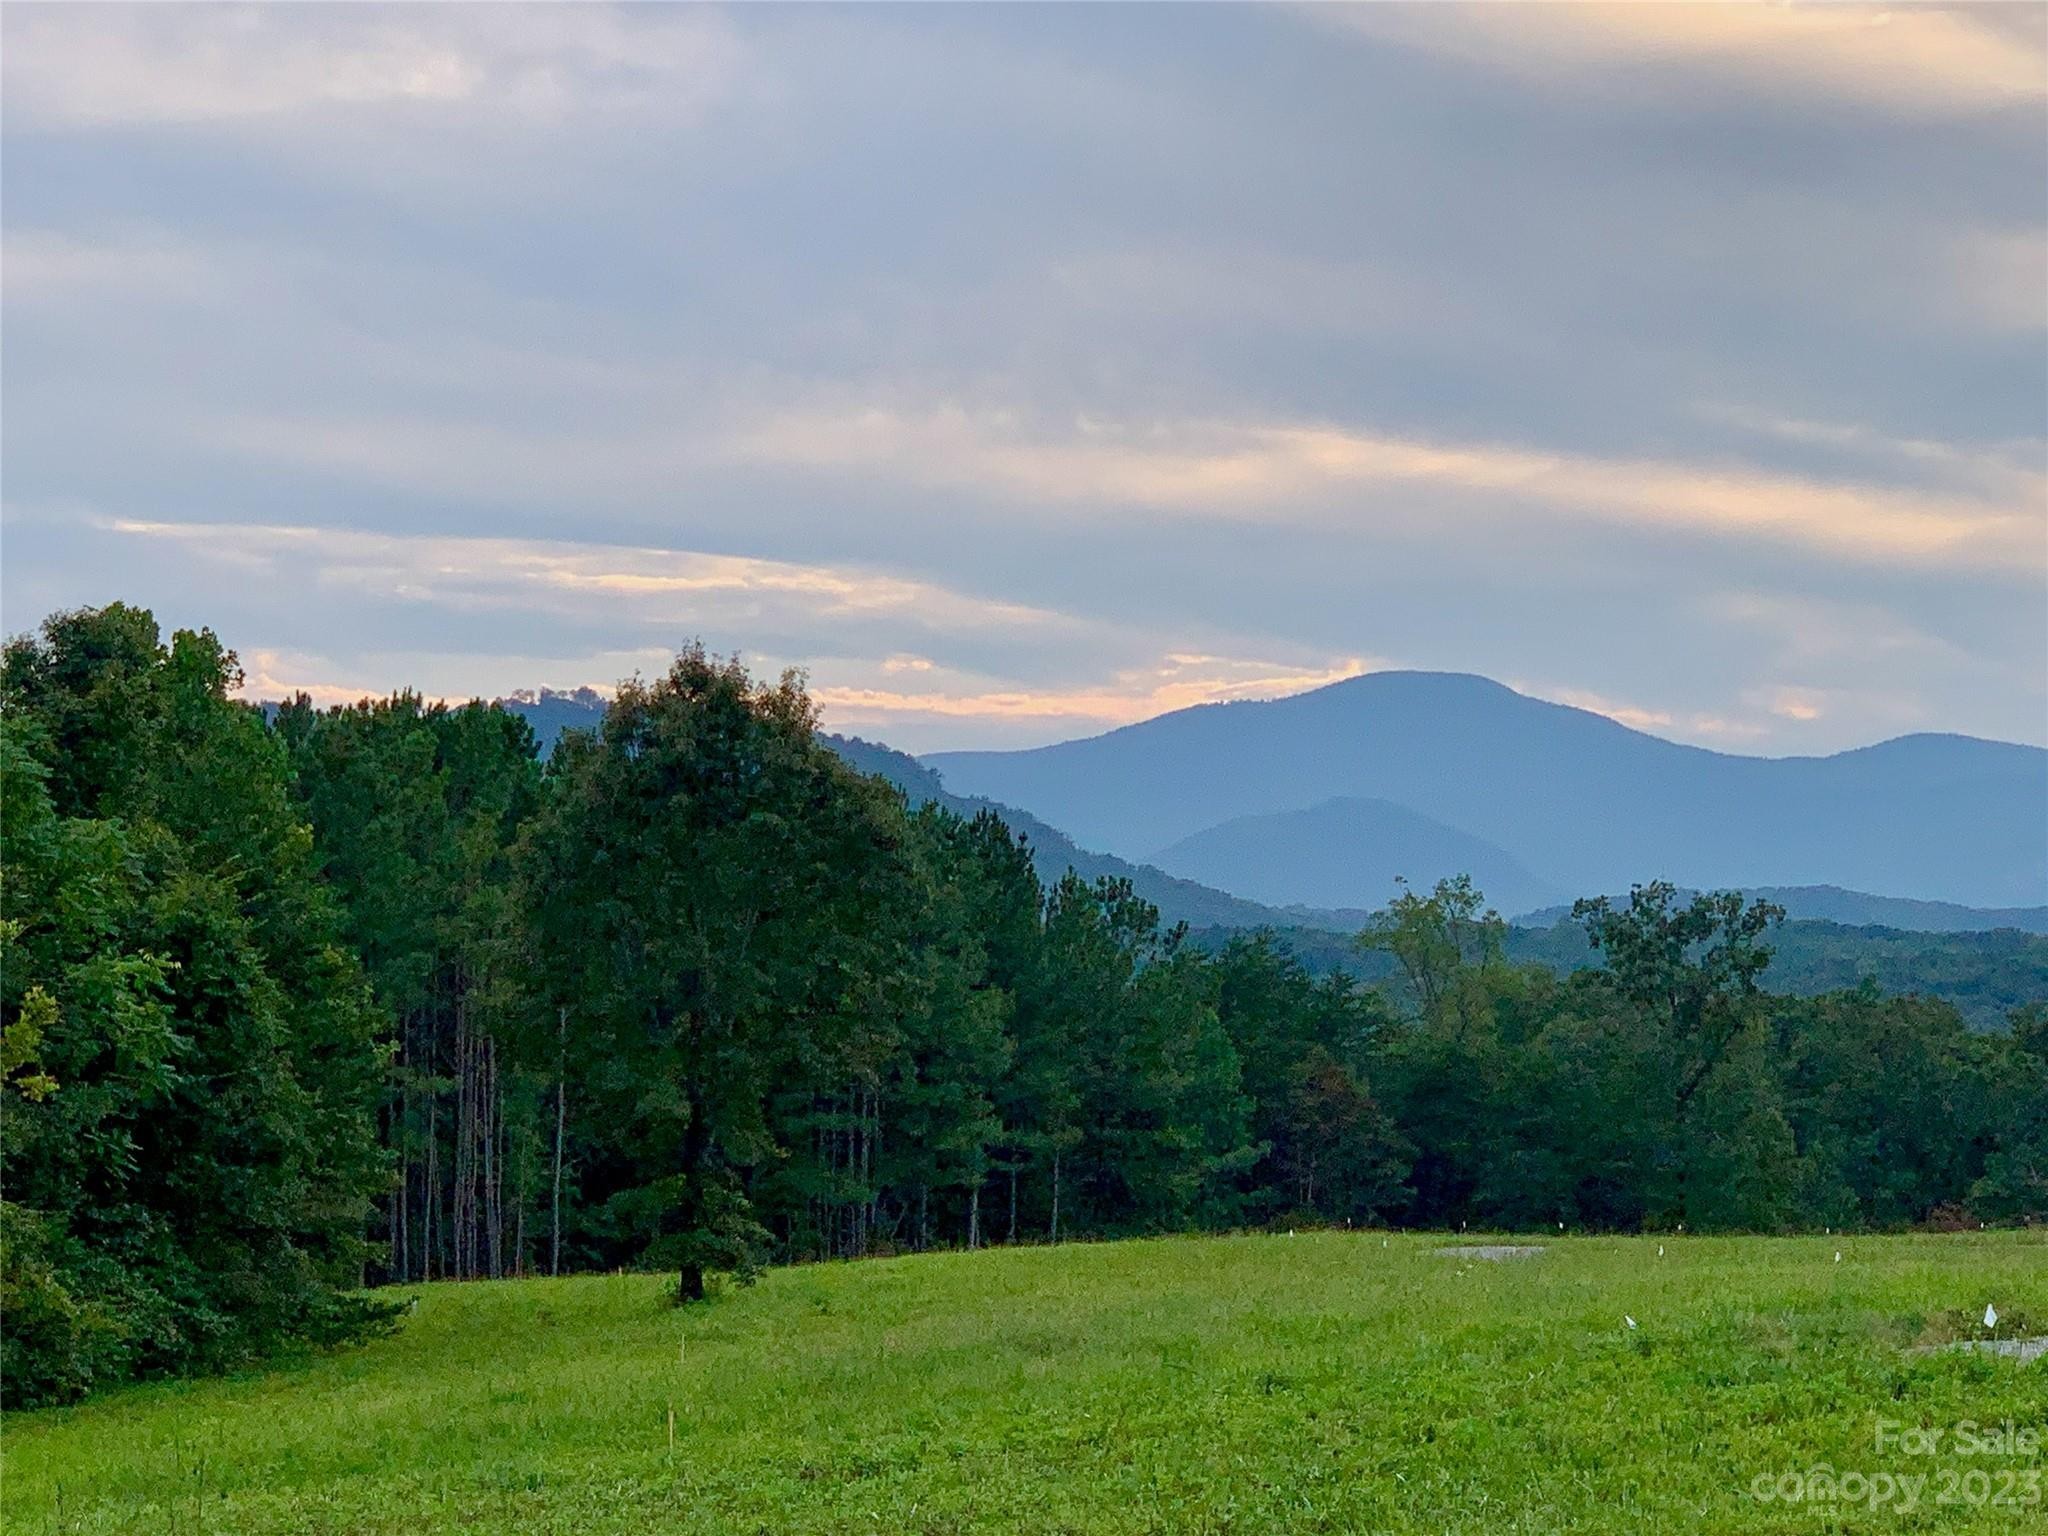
(1571, 883, 1791, 1228)
(1, 608, 391, 1407)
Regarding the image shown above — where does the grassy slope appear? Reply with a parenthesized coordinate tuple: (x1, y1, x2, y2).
(8, 1232, 2045, 1534)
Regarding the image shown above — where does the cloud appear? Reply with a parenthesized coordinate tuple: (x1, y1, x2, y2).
(1953, 229, 2048, 333)
(1698, 403, 2045, 496)
(1524, 684, 1674, 734)
(1516, 681, 1782, 744)
(0, 6, 741, 129)
(23, 215, 2036, 593)
(4, 7, 2041, 759)
(0, 229, 218, 304)
(1763, 687, 1824, 723)
(716, 404, 2042, 575)
(813, 653, 1381, 732)
(235, 649, 442, 711)
(230, 643, 662, 713)
(1047, 245, 1456, 342)
(1705, 588, 1969, 671)
(239, 644, 1380, 744)
(1317, 3, 2048, 118)
(104, 517, 1068, 635)
(96, 514, 1387, 740)
(2, 8, 476, 127)
(1673, 587, 2032, 747)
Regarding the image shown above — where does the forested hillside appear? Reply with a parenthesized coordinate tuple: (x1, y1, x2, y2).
(1517, 886, 2048, 936)
(5, 606, 2044, 1410)
(1219, 919, 2048, 1034)
(1151, 796, 1561, 918)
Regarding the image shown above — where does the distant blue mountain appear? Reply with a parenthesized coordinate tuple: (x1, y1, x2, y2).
(497, 687, 608, 754)
(822, 734, 1333, 932)
(1150, 796, 1563, 919)
(491, 684, 2048, 925)
(926, 671, 2048, 910)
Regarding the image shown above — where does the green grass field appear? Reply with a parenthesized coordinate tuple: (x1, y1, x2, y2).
(7, 1232, 2045, 1534)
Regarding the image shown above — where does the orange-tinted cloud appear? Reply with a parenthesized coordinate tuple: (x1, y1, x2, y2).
(724, 407, 2041, 574)
(1316, 4, 2048, 118)
(812, 654, 1379, 731)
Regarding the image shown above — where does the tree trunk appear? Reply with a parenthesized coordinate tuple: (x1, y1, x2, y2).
(551, 1006, 567, 1277)
(425, 1089, 439, 1280)
(675, 1075, 713, 1304)
(513, 1137, 527, 1279)
(1050, 1150, 1061, 1244)
(856, 1086, 869, 1259)
(454, 1001, 470, 1279)
(484, 1033, 501, 1280)
(396, 1023, 410, 1283)
(866, 1089, 880, 1257)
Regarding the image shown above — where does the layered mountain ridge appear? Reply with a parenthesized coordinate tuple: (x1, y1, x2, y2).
(926, 671, 2045, 912)
(491, 676, 2045, 932)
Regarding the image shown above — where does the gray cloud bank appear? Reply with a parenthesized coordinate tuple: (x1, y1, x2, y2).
(4, 3, 2043, 753)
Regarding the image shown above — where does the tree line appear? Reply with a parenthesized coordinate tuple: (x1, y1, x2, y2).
(3, 605, 2043, 1407)
(1220, 916, 2048, 1034)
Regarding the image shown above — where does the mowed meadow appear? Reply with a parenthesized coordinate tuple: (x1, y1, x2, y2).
(10, 1231, 2044, 1535)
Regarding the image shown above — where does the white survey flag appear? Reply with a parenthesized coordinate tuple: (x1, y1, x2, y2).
(1625, 1315, 1637, 1329)
(1985, 1304, 1999, 1329)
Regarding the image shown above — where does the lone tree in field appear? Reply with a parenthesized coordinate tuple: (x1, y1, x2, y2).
(520, 646, 911, 1302)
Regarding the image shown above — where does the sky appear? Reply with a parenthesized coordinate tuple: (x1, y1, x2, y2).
(3, 3, 2044, 755)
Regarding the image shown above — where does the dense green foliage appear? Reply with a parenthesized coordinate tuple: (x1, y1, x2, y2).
(1206, 917, 2048, 1032)
(3, 606, 2042, 1408)
(1, 608, 392, 1407)
(270, 687, 545, 1291)
(10, 1233, 2045, 1534)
